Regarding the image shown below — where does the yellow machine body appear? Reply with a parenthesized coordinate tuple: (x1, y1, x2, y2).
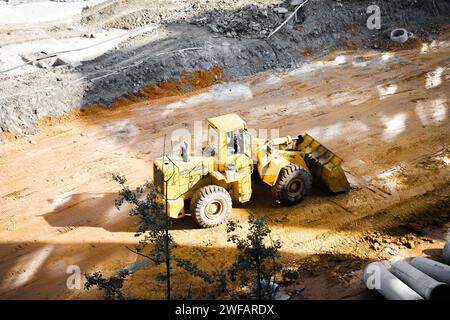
(153, 114, 350, 219)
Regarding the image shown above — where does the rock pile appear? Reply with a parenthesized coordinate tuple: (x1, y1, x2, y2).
(191, 4, 283, 39)
(364, 231, 434, 256)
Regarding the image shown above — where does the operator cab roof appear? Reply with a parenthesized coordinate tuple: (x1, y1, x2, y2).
(208, 113, 247, 132)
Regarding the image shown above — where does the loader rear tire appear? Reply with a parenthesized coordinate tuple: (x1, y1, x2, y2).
(190, 185, 232, 228)
(273, 164, 312, 206)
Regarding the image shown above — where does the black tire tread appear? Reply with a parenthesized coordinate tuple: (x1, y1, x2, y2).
(190, 185, 232, 228)
(273, 164, 312, 206)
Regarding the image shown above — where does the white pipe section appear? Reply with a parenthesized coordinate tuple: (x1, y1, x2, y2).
(444, 240, 450, 265)
(363, 262, 423, 300)
(391, 260, 450, 300)
(411, 256, 450, 285)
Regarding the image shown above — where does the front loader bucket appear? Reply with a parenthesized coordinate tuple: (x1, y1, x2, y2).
(296, 134, 350, 193)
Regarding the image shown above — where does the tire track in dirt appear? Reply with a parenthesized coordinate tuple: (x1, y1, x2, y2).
(0, 41, 449, 299)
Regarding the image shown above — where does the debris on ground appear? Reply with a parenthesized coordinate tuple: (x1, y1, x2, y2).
(280, 267, 300, 284)
(191, 4, 282, 39)
(365, 232, 434, 254)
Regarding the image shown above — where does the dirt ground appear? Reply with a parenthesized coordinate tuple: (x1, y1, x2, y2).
(1, 0, 449, 137)
(0, 30, 449, 299)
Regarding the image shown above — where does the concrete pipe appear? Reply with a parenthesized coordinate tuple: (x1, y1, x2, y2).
(391, 260, 450, 300)
(390, 28, 413, 43)
(363, 262, 423, 300)
(444, 240, 450, 265)
(411, 256, 450, 285)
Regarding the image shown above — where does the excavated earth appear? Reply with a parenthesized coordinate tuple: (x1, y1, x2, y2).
(0, 36, 449, 299)
(1, 0, 450, 136)
(0, 0, 449, 300)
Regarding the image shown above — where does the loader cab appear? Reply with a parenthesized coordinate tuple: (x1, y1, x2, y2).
(206, 114, 252, 173)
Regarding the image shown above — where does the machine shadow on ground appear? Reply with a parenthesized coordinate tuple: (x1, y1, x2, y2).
(0, 239, 376, 300)
(1, 0, 450, 301)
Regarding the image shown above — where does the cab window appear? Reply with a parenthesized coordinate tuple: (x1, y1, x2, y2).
(226, 129, 244, 156)
(208, 126, 219, 154)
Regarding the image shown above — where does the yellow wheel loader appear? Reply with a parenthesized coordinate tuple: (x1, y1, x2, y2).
(153, 114, 350, 228)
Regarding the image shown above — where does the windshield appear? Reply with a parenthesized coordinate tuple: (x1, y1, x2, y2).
(226, 129, 244, 156)
(208, 126, 219, 154)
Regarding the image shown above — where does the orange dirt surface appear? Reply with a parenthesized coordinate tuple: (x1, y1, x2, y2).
(136, 66, 224, 99)
(0, 40, 449, 299)
(35, 67, 224, 129)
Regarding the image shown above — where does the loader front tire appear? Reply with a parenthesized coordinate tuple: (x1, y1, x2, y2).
(190, 185, 232, 228)
(273, 164, 312, 206)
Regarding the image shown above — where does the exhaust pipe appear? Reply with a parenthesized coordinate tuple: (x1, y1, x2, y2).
(363, 262, 423, 300)
(411, 256, 450, 285)
(391, 260, 450, 300)
(444, 240, 450, 265)
(181, 141, 190, 162)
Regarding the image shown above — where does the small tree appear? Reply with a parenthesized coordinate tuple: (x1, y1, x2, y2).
(84, 269, 129, 300)
(174, 253, 232, 299)
(112, 174, 174, 299)
(86, 174, 229, 300)
(85, 175, 283, 300)
(226, 215, 282, 300)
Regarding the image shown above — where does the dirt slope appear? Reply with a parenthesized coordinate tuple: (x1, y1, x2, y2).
(1, 0, 449, 138)
(0, 36, 448, 299)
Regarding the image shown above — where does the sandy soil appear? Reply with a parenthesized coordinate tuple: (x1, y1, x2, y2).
(2, 0, 449, 137)
(0, 34, 449, 299)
